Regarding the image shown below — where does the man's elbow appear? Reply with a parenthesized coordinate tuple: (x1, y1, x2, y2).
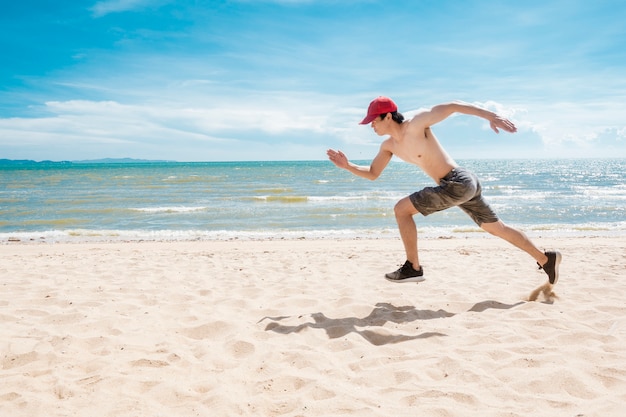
(432, 102, 460, 116)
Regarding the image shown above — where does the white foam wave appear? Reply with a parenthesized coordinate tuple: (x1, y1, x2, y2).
(3, 222, 626, 245)
(132, 206, 207, 213)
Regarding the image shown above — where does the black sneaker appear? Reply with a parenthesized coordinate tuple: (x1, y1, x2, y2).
(537, 250, 562, 285)
(385, 261, 425, 283)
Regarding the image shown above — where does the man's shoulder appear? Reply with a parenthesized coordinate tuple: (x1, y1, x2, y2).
(379, 136, 394, 151)
(407, 110, 431, 126)
(405, 116, 429, 136)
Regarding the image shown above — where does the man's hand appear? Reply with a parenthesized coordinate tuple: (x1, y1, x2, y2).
(490, 115, 517, 134)
(327, 149, 349, 169)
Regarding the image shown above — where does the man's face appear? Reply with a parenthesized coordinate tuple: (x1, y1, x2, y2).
(370, 113, 390, 136)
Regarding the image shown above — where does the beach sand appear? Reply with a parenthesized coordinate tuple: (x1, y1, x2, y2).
(1, 236, 625, 416)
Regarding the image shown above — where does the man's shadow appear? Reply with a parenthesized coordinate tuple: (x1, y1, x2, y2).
(259, 300, 524, 346)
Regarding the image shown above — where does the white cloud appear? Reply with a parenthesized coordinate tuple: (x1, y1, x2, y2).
(90, 0, 167, 17)
(0, 100, 226, 151)
(3, 90, 624, 161)
(514, 100, 626, 152)
(0, 95, 352, 160)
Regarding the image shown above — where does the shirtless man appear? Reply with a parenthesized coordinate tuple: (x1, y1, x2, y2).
(327, 96, 561, 284)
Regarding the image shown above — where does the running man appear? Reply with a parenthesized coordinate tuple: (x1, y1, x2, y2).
(327, 97, 561, 284)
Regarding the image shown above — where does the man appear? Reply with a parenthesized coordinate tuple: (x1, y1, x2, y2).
(327, 97, 561, 284)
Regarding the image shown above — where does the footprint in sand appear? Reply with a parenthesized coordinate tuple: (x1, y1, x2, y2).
(2, 351, 39, 370)
(130, 358, 170, 367)
(227, 340, 255, 359)
(181, 321, 229, 340)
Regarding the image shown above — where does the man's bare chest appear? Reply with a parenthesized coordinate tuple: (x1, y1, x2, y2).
(390, 134, 432, 163)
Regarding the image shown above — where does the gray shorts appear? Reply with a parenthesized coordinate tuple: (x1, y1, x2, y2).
(409, 167, 499, 226)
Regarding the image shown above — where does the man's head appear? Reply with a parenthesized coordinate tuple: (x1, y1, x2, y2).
(359, 96, 398, 125)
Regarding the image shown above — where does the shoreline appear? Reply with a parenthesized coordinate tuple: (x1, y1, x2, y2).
(3, 224, 626, 245)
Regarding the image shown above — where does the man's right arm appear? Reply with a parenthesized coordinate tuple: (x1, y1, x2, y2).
(327, 145, 393, 181)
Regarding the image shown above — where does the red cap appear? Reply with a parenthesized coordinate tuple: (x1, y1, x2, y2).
(359, 96, 398, 124)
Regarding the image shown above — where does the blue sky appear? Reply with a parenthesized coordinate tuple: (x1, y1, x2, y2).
(1, 0, 625, 161)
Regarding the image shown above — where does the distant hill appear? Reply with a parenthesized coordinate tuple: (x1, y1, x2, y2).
(0, 159, 70, 165)
(0, 158, 173, 165)
(72, 158, 174, 164)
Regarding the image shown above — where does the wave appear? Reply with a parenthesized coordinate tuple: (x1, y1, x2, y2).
(131, 206, 208, 213)
(247, 194, 404, 203)
(21, 218, 90, 227)
(252, 195, 308, 203)
(161, 175, 224, 183)
(3, 222, 626, 244)
(253, 188, 294, 194)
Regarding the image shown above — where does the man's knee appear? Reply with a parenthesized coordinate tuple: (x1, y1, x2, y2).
(394, 198, 419, 218)
(480, 220, 505, 235)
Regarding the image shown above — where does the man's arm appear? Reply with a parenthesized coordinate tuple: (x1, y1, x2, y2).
(415, 101, 517, 134)
(327, 145, 393, 181)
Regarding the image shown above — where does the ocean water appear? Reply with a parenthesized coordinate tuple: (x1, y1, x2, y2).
(1, 159, 625, 243)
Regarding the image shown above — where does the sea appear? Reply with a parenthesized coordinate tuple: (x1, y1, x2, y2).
(1, 158, 625, 243)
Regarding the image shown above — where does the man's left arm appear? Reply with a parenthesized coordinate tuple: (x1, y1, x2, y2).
(416, 101, 517, 134)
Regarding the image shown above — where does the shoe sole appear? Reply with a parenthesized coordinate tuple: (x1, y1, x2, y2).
(551, 251, 562, 285)
(385, 276, 425, 283)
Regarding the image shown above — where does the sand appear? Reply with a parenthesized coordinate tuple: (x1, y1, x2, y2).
(1, 236, 625, 416)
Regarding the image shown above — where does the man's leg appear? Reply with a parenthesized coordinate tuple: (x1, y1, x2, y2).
(480, 220, 548, 265)
(481, 220, 561, 284)
(393, 197, 421, 268)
